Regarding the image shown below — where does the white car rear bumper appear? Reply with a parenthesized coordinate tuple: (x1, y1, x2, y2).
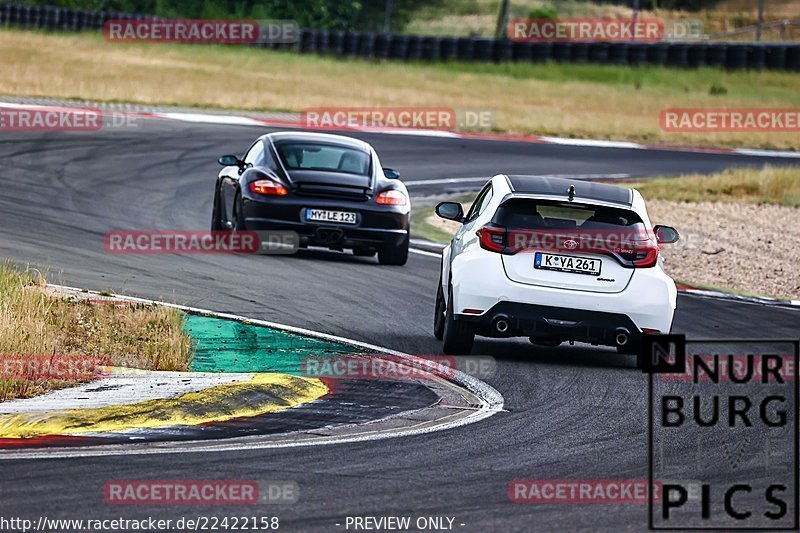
(450, 252, 676, 335)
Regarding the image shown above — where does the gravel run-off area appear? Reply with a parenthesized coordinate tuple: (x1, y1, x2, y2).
(646, 200, 799, 300)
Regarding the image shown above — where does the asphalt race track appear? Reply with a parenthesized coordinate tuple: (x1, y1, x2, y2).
(1, 119, 800, 531)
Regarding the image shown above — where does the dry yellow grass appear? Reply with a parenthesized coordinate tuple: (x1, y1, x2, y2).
(635, 165, 800, 206)
(1, 29, 798, 150)
(0, 262, 192, 401)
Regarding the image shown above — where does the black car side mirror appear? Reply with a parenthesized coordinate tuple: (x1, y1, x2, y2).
(218, 155, 244, 168)
(654, 225, 680, 244)
(436, 202, 464, 222)
(383, 168, 400, 179)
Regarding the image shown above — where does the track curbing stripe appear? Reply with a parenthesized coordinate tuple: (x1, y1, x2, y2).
(0, 373, 327, 439)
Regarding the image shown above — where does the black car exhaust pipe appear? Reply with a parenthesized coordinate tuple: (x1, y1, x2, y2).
(615, 328, 630, 347)
(494, 316, 510, 333)
(315, 228, 344, 244)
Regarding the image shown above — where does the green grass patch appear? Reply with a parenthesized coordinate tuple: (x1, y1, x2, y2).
(411, 194, 474, 244)
(411, 207, 458, 244)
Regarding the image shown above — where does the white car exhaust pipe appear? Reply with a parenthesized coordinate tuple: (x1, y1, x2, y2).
(494, 317, 510, 333)
(615, 328, 630, 347)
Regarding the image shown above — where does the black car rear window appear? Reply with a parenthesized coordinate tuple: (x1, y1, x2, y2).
(276, 142, 371, 176)
(493, 198, 643, 230)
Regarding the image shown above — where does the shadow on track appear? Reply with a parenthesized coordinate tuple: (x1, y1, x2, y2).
(278, 248, 380, 265)
(474, 338, 634, 368)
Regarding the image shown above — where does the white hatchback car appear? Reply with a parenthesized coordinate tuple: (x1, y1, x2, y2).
(433, 174, 679, 357)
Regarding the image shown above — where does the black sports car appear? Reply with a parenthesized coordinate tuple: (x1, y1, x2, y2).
(211, 132, 410, 265)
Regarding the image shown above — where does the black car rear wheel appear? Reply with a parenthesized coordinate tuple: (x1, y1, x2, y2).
(377, 234, 409, 266)
(231, 190, 246, 231)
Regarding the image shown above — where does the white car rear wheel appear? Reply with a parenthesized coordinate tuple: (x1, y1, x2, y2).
(442, 286, 475, 355)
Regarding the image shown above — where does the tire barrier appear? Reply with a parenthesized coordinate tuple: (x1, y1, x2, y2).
(406, 35, 422, 60)
(456, 37, 474, 61)
(608, 43, 628, 64)
(1, 3, 798, 70)
(420, 36, 439, 61)
(786, 45, 800, 71)
(344, 31, 360, 56)
(725, 45, 747, 69)
(8, 5, 132, 31)
(530, 42, 552, 63)
(570, 42, 589, 63)
(627, 43, 647, 65)
(511, 41, 530, 62)
(16, 4, 28, 25)
(647, 43, 669, 65)
(313, 29, 329, 54)
(764, 44, 786, 70)
(588, 42, 609, 63)
(748, 45, 766, 70)
(551, 42, 571, 62)
(389, 34, 408, 60)
(359, 34, 375, 58)
(686, 43, 707, 68)
(28, 4, 40, 27)
(493, 39, 513, 62)
(374, 34, 390, 59)
(666, 43, 689, 67)
(328, 30, 343, 55)
(298, 28, 314, 53)
(473, 38, 493, 62)
(439, 37, 457, 61)
(706, 43, 728, 68)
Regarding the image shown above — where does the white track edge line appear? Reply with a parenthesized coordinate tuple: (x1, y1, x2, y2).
(409, 248, 443, 258)
(3, 102, 799, 158)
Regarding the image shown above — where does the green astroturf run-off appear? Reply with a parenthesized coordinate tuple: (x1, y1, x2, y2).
(185, 314, 363, 375)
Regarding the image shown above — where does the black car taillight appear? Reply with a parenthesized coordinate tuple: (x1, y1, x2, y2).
(250, 178, 288, 196)
(477, 224, 507, 253)
(376, 189, 407, 205)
